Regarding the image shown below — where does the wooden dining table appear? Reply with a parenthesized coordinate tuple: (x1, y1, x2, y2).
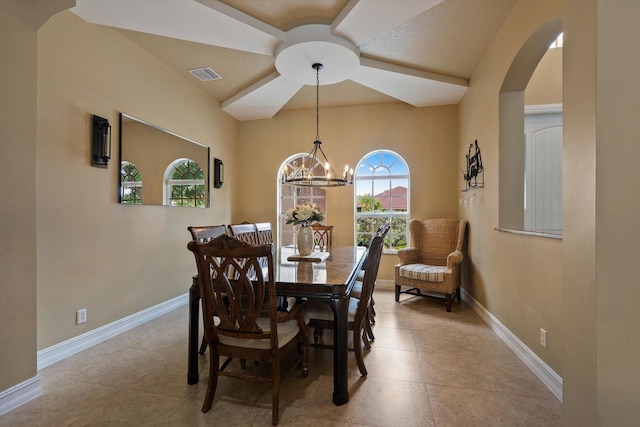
(187, 245, 368, 406)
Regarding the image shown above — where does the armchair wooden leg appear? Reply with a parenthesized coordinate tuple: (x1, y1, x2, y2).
(395, 284, 401, 302)
(445, 294, 452, 312)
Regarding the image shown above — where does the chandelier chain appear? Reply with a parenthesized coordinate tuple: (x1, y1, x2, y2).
(315, 64, 320, 141)
(282, 62, 352, 187)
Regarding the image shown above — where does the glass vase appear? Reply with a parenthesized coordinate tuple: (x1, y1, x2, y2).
(297, 224, 314, 256)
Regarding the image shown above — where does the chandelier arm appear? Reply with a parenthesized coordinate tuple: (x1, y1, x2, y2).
(315, 144, 342, 178)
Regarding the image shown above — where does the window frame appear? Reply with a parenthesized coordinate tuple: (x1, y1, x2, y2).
(353, 150, 410, 253)
(120, 161, 143, 204)
(164, 158, 207, 208)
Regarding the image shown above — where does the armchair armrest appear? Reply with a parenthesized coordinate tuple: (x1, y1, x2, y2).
(397, 248, 419, 265)
(446, 250, 464, 269)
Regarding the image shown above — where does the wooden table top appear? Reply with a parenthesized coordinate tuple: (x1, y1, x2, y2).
(274, 245, 367, 299)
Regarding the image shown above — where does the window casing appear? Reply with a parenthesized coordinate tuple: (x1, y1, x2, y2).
(165, 159, 206, 207)
(279, 154, 326, 247)
(354, 150, 409, 251)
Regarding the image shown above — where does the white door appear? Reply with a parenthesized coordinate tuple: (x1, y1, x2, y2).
(524, 107, 562, 234)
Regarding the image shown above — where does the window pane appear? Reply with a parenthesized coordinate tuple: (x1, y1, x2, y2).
(354, 150, 409, 250)
(121, 161, 143, 204)
(168, 160, 205, 207)
(373, 167, 390, 176)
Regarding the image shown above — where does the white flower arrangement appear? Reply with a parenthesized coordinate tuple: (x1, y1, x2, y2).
(285, 203, 325, 227)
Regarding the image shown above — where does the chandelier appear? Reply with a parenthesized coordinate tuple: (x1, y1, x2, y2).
(283, 63, 353, 187)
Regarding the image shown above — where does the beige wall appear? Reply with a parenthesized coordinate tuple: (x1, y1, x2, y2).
(235, 103, 460, 281)
(35, 11, 237, 349)
(593, 1, 640, 423)
(525, 47, 563, 106)
(0, 11, 38, 392)
(458, 0, 563, 379)
(562, 1, 597, 422)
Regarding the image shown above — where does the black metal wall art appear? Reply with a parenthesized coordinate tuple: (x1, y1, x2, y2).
(462, 139, 483, 191)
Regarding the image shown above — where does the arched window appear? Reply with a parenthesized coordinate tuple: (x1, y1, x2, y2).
(354, 150, 409, 251)
(278, 154, 326, 247)
(165, 159, 206, 207)
(120, 161, 142, 204)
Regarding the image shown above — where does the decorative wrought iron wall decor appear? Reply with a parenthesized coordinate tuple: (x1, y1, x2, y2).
(462, 139, 484, 191)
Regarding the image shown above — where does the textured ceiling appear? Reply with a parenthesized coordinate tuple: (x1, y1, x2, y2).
(107, 0, 517, 113)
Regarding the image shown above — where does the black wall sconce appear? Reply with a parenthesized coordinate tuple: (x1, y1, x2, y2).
(91, 114, 111, 168)
(214, 158, 224, 188)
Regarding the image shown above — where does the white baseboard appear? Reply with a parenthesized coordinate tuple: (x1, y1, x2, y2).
(37, 293, 188, 370)
(0, 375, 41, 416)
(461, 288, 563, 401)
(1, 294, 188, 416)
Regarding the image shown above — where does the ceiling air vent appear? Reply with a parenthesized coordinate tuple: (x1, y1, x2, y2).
(188, 67, 222, 81)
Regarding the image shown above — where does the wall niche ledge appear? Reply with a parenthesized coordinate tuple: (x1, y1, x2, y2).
(494, 227, 562, 240)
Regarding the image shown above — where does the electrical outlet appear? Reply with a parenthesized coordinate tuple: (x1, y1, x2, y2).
(76, 309, 87, 325)
(540, 328, 547, 347)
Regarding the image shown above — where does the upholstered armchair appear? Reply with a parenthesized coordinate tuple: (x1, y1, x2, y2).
(395, 218, 467, 312)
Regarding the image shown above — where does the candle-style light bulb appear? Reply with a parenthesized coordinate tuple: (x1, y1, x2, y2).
(325, 162, 330, 171)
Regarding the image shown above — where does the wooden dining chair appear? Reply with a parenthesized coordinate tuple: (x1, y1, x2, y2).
(188, 234, 309, 426)
(188, 225, 228, 354)
(351, 223, 390, 347)
(255, 222, 274, 245)
(304, 234, 384, 377)
(228, 223, 260, 245)
(229, 222, 295, 312)
(311, 224, 333, 251)
(188, 225, 228, 243)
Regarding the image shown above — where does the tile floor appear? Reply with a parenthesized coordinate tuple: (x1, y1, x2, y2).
(0, 289, 562, 426)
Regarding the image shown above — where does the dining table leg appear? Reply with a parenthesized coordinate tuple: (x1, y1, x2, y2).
(187, 277, 200, 385)
(331, 295, 350, 405)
